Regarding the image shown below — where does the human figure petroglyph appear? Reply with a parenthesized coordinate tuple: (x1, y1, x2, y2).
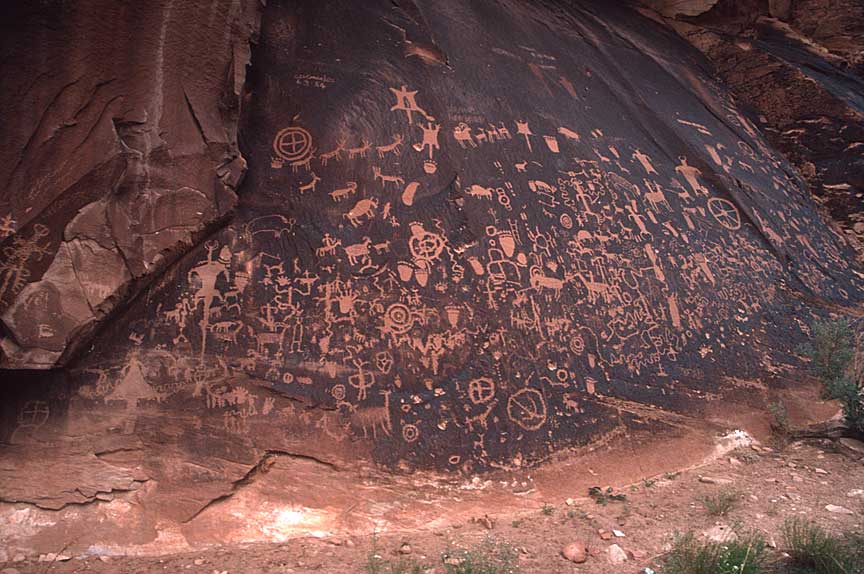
(316, 233, 342, 257)
(465, 399, 498, 432)
(348, 358, 376, 402)
(516, 120, 534, 152)
(0, 214, 15, 238)
(188, 241, 231, 358)
(643, 180, 672, 212)
(389, 85, 434, 124)
(633, 149, 657, 175)
(106, 351, 160, 410)
(675, 156, 709, 196)
(414, 122, 441, 160)
(0, 223, 51, 304)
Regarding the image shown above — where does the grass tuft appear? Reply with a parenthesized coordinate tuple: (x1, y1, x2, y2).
(701, 488, 740, 517)
(365, 536, 425, 574)
(441, 536, 520, 574)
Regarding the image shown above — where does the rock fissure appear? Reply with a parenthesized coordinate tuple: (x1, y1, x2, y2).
(182, 449, 339, 523)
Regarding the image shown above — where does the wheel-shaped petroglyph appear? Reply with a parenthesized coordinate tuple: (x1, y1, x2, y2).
(707, 197, 742, 231)
(507, 388, 547, 431)
(468, 377, 496, 405)
(273, 127, 313, 163)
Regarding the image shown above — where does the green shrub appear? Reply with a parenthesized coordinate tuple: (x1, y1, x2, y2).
(782, 518, 864, 574)
(769, 400, 791, 436)
(826, 376, 864, 436)
(802, 319, 864, 436)
(662, 531, 768, 574)
(802, 319, 855, 385)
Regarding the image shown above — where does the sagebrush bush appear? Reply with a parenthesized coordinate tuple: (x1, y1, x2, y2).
(802, 318, 864, 436)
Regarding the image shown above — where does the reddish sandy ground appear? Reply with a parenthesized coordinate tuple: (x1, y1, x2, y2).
(6, 432, 863, 574)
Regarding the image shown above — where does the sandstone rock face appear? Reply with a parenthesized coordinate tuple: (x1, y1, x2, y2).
(1, 0, 863, 558)
(644, 0, 864, 258)
(0, 0, 261, 368)
(641, 0, 721, 18)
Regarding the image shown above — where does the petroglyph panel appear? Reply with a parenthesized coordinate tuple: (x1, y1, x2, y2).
(50, 0, 864, 474)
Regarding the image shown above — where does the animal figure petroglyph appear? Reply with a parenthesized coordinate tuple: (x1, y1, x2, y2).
(344, 198, 378, 227)
(290, 149, 316, 172)
(298, 172, 321, 194)
(453, 123, 476, 148)
(466, 185, 493, 199)
(350, 390, 392, 439)
(330, 182, 357, 202)
(209, 321, 243, 343)
(372, 241, 391, 254)
(347, 140, 371, 159)
(245, 214, 295, 241)
(644, 180, 672, 212)
(529, 266, 565, 298)
(373, 166, 405, 187)
(251, 326, 286, 356)
(344, 237, 373, 266)
(319, 139, 345, 166)
(376, 134, 403, 158)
